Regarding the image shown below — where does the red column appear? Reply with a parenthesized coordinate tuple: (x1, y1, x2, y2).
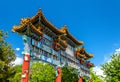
(90, 79, 92, 82)
(21, 53, 30, 82)
(56, 67, 61, 82)
(78, 76, 82, 82)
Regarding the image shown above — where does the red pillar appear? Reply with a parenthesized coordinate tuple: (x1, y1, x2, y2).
(21, 53, 30, 82)
(78, 76, 82, 82)
(90, 79, 92, 82)
(56, 67, 61, 82)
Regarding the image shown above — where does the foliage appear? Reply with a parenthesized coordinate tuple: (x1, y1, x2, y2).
(82, 76, 89, 82)
(101, 54, 120, 82)
(9, 62, 56, 82)
(90, 69, 103, 82)
(29, 62, 56, 82)
(9, 65, 22, 82)
(61, 66, 78, 82)
(0, 30, 16, 82)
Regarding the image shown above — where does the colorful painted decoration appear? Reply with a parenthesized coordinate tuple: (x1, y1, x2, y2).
(12, 9, 94, 82)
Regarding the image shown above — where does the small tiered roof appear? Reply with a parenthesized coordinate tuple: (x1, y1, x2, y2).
(75, 46, 94, 59)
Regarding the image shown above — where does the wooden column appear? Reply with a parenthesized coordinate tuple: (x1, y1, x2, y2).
(21, 53, 30, 82)
(78, 76, 82, 82)
(56, 67, 61, 82)
(90, 79, 92, 82)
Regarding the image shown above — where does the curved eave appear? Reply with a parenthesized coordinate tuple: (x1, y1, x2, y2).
(87, 62, 94, 67)
(39, 9, 83, 42)
(86, 53, 94, 58)
(31, 9, 42, 23)
(12, 22, 43, 36)
(30, 9, 61, 34)
(88, 54, 94, 58)
(59, 27, 83, 45)
(30, 9, 83, 45)
(90, 63, 94, 67)
(76, 47, 82, 52)
(29, 22, 43, 36)
(77, 53, 86, 58)
(84, 51, 94, 58)
(67, 32, 83, 45)
(41, 15, 62, 34)
(12, 9, 83, 46)
(12, 25, 25, 32)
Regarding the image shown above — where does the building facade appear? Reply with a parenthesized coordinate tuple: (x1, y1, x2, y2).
(12, 9, 94, 80)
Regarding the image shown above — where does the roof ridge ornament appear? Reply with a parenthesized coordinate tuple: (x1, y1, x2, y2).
(12, 8, 84, 45)
(60, 25, 67, 34)
(38, 8, 42, 15)
(20, 18, 31, 25)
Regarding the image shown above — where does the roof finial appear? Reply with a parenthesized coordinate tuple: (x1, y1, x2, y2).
(60, 25, 67, 34)
(38, 8, 42, 15)
(39, 8, 42, 12)
(64, 25, 67, 28)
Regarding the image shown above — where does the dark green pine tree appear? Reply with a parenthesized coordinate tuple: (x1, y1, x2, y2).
(0, 30, 16, 82)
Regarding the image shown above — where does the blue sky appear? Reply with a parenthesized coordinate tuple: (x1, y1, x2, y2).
(0, 0, 120, 67)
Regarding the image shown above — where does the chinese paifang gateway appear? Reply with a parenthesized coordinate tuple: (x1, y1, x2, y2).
(12, 9, 94, 82)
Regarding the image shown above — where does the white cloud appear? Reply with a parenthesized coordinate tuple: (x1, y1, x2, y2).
(93, 48, 120, 78)
(15, 48, 20, 51)
(93, 66, 104, 76)
(12, 57, 23, 65)
(115, 48, 120, 54)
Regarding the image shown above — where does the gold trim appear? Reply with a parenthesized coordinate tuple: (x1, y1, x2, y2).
(12, 18, 43, 36)
(76, 47, 94, 58)
(60, 26, 83, 45)
(87, 62, 94, 67)
(29, 22, 43, 36)
(12, 9, 83, 46)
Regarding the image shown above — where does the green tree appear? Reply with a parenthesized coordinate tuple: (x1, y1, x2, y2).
(30, 62, 56, 82)
(90, 69, 103, 82)
(0, 30, 16, 82)
(9, 65, 22, 82)
(101, 54, 120, 82)
(82, 76, 89, 82)
(61, 66, 78, 82)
